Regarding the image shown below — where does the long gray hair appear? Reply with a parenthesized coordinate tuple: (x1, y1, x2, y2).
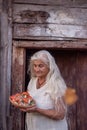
(28, 50, 67, 98)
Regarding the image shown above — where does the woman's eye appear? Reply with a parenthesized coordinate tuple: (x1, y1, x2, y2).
(33, 64, 44, 68)
(33, 64, 37, 67)
(39, 64, 44, 67)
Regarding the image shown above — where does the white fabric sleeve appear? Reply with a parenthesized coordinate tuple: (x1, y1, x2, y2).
(54, 96, 67, 114)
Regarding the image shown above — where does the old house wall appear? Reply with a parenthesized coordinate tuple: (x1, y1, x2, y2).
(12, 0, 87, 49)
(13, 0, 87, 40)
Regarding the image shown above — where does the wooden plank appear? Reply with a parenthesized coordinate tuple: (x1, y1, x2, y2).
(6, 0, 13, 129)
(0, 0, 13, 128)
(53, 51, 77, 130)
(76, 52, 87, 130)
(0, 0, 2, 12)
(6, 0, 13, 114)
(0, 42, 7, 129)
(11, 46, 26, 130)
(13, 40, 87, 50)
(13, 0, 87, 7)
(13, 4, 87, 26)
(13, 23, 87, 39)
(0, 7, 9, 130)
(0, 0, 2, 4)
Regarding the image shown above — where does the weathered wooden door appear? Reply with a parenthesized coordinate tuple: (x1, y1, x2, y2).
(11, 47, 87, 130)
(48, 50, 87, 130)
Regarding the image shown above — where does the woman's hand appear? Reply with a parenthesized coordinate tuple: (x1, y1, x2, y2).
(20, 105, 37, 113)
(20, 97, 66, 120)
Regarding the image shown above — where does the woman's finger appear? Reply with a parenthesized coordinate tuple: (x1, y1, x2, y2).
(20, 108, 27, 112)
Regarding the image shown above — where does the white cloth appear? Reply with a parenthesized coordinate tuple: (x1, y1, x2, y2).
(26, 78, 68, 130)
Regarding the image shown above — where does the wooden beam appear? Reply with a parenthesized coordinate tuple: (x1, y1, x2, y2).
(11, 46, 26, 130)
(0, 0, 13, 130)
(0, 14, 7, 130)
(6, 0, 13, 129)
(76, 53, 87, 130)
(13, 40, 87, 50)
(13, 0, 87, 7)
(0, 7, 8, 130)
(13, 23, 87, 40)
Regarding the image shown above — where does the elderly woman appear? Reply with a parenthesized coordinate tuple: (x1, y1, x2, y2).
(21, 50, 68, 130)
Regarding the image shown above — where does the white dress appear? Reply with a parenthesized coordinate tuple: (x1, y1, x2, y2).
(26, 78, 68, 130)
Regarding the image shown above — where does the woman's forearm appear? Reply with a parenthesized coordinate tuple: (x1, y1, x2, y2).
(36, 107, 65, 120)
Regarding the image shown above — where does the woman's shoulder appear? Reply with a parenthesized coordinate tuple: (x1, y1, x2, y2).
(30, 77, 37, 83)
(27, 77, 37, 89)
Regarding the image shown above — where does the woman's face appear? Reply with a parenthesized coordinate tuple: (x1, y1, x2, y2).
(33, 59, 49, 78)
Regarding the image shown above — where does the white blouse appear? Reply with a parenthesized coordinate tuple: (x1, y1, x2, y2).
(25, 78, 68, 130)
